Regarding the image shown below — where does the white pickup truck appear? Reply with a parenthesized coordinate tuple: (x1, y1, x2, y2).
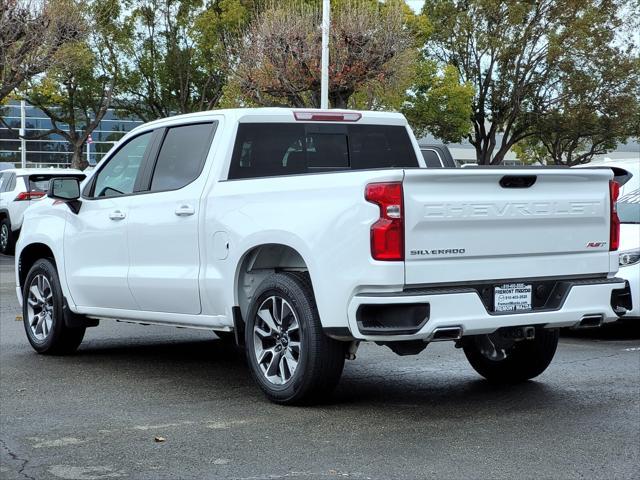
(15, 108, 632, 404)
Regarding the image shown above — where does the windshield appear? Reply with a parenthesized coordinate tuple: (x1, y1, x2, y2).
(618, 189, 640, 224)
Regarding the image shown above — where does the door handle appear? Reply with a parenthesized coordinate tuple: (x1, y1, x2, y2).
(109, 210, 126, 221)
(174, 204, 195, 216)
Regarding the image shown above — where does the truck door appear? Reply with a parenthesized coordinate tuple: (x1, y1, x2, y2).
(65, 131, 153, 310)
(126, 122, 218, 315)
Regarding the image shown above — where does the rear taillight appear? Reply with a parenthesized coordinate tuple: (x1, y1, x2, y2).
(365, 182, 404, 261)
(14, 191, 46, 201)
(609, 180, 620, 251)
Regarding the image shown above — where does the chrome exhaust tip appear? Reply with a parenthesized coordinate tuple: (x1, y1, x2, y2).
(430, 326, 463, 342)
(575, 314, 604, 329)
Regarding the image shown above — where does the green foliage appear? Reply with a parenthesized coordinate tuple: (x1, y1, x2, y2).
(117, 0, 256, 120)
(513, 138, 549, 165)
(420, 0, 640, 165)
(403, 61, 474, 143)
(24, 0, 126, 169)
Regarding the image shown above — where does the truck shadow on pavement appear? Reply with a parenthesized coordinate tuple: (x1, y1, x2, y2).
(51, 336, 573, 417)
(562, 320, 640, 340)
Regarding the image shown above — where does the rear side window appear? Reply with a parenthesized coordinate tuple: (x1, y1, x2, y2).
(150, 123, 216, 192)
(421, 149, 443, 168)
(228, 123, 418, 179)
(0, 173, 15, 192)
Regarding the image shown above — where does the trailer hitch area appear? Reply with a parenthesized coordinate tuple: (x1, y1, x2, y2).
(500, 325, 536, 341)
(475, 326, 536, 360)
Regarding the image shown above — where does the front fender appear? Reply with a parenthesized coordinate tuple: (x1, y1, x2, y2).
(15, 202, 72, 309)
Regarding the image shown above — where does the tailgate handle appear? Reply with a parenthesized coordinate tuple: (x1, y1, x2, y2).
(499, 175, 537, 189)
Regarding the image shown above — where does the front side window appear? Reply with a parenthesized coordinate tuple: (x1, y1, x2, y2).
(150, 123, 216, 192)
(92, 132, 152, 198)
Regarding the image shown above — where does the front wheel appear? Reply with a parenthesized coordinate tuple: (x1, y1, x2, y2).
(23, 258, 85, 355)
(245, 272, 346, 405)
(463, 328, 559, 383)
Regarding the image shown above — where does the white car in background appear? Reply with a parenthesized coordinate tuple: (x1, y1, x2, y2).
(577, 158, 639, 320)
(618, 188, 639, 320)
(0, 168, 85, 255)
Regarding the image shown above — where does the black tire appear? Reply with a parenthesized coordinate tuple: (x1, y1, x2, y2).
(0, 218, 14, 255)
(23, 258, 85, 355)
(463, 328, 559, 383)
(245, 272, 346, 405)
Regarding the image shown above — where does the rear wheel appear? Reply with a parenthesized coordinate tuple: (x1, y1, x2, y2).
(463, 328, 559, 383)
(245, 272, 346, 405)
(0, 218, 14, 255)
(23, 258, 85, 354)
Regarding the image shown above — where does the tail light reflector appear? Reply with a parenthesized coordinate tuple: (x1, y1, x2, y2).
(609, 180, 620, 251)
(365, 182, 404, 261)
(15, 191, 46, 201)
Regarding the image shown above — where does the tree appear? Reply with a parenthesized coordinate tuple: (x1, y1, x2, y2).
(421, 0, 640, 165)
(403, 62, 474, 143)
(24, 0, 125, 170)
(0, 0, 84, 103)
(518, 31, 640, 166)
(231, 0, 418, 109)
(116, 0, 254, 121)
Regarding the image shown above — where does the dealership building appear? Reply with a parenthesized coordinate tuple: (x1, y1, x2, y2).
(0, 100, 142, 168)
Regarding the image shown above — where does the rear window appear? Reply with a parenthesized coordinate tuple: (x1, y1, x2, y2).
(228, 123, 418, 179)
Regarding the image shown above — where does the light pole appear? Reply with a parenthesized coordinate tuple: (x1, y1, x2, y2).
(20, 100, 26, 168)
(320, 0, 330, 109)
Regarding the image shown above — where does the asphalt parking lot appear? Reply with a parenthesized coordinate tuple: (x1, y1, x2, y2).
(1, 254, 639, 480)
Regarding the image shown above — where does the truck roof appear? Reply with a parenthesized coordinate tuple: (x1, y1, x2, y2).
(133, 108, 409, 134)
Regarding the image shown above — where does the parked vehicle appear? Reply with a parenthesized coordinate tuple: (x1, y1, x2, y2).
(0, 168, 85, 254)
(576, 158, 639, 321)
(15, 108, 631, 404)
(618, 188, 639, 320)
(419, 144, 457, 168)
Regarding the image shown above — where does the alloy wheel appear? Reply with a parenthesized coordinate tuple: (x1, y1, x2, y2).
(253, 295, 301, 385)
(0, 224, 8, 251)
(26, 274, 54, 341)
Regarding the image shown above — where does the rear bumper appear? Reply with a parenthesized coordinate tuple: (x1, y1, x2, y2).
(346, 277, 627, 341)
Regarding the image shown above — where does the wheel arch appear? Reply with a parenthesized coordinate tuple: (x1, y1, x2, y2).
(18, 242, 57, 290)
(234, 243, 311, 322)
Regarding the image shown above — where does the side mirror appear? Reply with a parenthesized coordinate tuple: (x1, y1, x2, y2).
(48, 177, 81, 213)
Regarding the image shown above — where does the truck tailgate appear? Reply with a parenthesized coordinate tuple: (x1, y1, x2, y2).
(403, 168, 614, 285)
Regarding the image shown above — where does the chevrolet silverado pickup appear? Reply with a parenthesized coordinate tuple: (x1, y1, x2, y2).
(15, 108, 631, 404)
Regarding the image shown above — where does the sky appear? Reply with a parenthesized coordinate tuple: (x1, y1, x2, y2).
(406, 0, 425, 13)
